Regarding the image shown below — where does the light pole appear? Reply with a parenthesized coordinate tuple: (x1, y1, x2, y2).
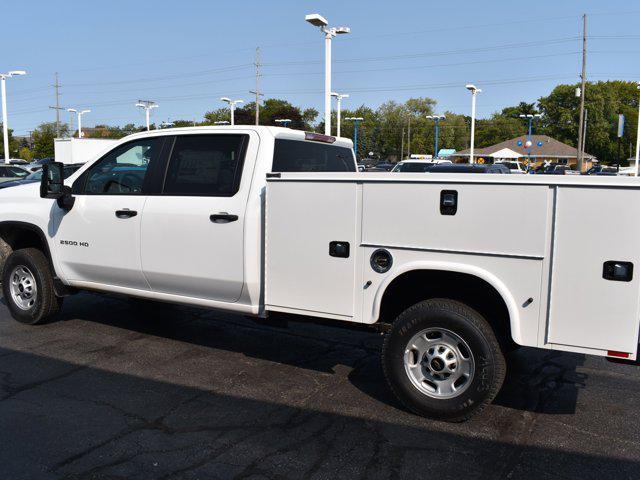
(426, 115, 445, 158)
(331, 92, 349, 137)
(635, 83, 640, 177)
(220, 97, 244, 126)
(136, 100, 158, 131)
(519, 113, 542, 170)
(305, 13, 350, 136)
(1, 70, 26, 163)
(67, 108, 91, 138)
(345, 117, 363, 160)
(275, 119, 292, 128)
(465, 84, 481, 164)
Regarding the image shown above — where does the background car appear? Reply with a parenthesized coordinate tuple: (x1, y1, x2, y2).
(585, 165, 618, 175)
(391, 160, 453, 173)
(368, 162, 395, 172)
(427, 163, 511, 174)
(0, 163, 84, 189)
(537, 164, 579, 175)
(0, 164, 30, 183)
(494, 160, 525, 174)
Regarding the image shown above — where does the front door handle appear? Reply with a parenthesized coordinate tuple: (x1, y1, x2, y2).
(210, 213, 238, 223)
(115, 209, 138, 219)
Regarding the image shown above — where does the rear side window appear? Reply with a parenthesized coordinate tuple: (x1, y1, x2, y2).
(163, 134, 248, 196)
(272, 139, 355, 172)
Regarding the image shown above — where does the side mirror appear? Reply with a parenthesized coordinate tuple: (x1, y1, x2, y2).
(40, 162, 74, 210)
(40, 162, 64, 199)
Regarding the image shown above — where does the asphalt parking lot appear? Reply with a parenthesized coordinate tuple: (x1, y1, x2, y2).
(0, 292, 639, 480)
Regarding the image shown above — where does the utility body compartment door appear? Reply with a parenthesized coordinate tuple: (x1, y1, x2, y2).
(547, 187, 640, 354)
(265, 180, 358, 319)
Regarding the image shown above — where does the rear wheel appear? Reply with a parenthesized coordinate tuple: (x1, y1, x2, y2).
(382, 298, 505, 422)
(2, 248, 62, 325)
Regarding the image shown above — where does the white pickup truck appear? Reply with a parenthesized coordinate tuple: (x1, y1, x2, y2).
(1, 126, 639, 422)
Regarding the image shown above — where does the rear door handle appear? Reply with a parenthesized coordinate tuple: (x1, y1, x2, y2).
(210, 213, 238, 223)
(115, 209, 138, 219)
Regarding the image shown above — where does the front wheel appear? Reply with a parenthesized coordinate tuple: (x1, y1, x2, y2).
(2, 248, 62, 325)
(382, 298, 506, 422)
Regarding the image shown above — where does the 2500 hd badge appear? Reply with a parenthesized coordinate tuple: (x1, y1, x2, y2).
(60, 240, 89, 247)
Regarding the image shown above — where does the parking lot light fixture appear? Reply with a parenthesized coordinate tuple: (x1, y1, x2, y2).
(136, 101, 158, 131)
(1, 70, 27, 164)
(426, 115, 446, 158)
(306, 13, 350, 136)
(465, 84, 481, 164)
(275, 119, 292, 128)
(331, 92, 349, 137)
(635, 83, 640, 177)
(220, 97, 244, 126)
(67, 108, 91, 138)
(519, 113, 542, 170)
(345, 116, 364, 160)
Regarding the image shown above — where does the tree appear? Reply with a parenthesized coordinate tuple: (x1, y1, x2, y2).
(32, 122, 69, 158)
(0, 126, 19, 159)
(538, 81, 639, 162)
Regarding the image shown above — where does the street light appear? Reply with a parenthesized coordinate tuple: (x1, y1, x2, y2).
(519, 114, 542, 170)
(0, 70, 27, 163)
(635, 83, 640, 177)
(465, 84, 481, 164)
(135, 100, 158, 131)
(67, 108, 91, 138)
(275, 119, 292, 128)
(331, 92, 349, 137)
(306, 13, 350, 136)
(426, 115, 446, 158)
(345, 117, 363, 160)
(220, 97, 244, 126)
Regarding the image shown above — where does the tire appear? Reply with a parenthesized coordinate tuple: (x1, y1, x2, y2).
(2, 248, 62, 325)
(382, 298, 506, 422)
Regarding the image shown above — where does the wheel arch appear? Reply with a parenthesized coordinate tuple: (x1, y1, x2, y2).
(371, 261, 522, 345)
(0, 221, 56, 276)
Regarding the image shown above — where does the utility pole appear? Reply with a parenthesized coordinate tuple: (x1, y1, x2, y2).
(407, 116, 411, 159)
(250, 47, 262, 125)
(50, 73, 62, 137)
(576, 14, 587, 172)
(401, 127, 405, 161)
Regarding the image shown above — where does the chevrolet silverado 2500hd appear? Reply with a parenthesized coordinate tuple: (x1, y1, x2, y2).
(1, 126, 639, 422)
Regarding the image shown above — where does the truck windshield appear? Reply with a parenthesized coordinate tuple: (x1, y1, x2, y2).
(272, 139, 355, 172)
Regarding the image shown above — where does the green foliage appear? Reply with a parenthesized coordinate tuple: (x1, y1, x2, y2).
(538, 81, 639, 162)
(32, 122, 69, 159)
(0, 126, 19, 159)
(18, 147, 34, 161)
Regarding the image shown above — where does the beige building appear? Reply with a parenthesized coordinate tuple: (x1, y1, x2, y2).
(452, 135, 596, 169)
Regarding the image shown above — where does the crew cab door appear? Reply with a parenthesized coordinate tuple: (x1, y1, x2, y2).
(53, 137, 166, 290)
(140, 133, 255, 302)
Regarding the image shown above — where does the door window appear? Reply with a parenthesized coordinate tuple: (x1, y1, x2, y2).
(163, 134, 248, 196)
(79, 137, 162, 194)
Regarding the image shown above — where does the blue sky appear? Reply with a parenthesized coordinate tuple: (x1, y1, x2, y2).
(3, 0, 640, 135)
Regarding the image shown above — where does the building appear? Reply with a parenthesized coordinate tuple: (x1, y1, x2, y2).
(451, 135, 596, 169)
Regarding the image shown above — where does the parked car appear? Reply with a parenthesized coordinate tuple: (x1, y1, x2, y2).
(585, 165, 617, 175)
(369, 162, 395, 172)
(0, 164, 30, 183)
(536, 163, 579, 175)
(0, 163, 84, 190)
(427, 163, 511, 174)
(494, 160, 525, 174)
(3, 126, 640, 423)
(391, 160, 453, 173)
(357, 163, 366, 172)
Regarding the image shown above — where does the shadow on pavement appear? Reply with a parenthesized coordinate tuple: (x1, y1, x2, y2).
(0, 344, 635, 480)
